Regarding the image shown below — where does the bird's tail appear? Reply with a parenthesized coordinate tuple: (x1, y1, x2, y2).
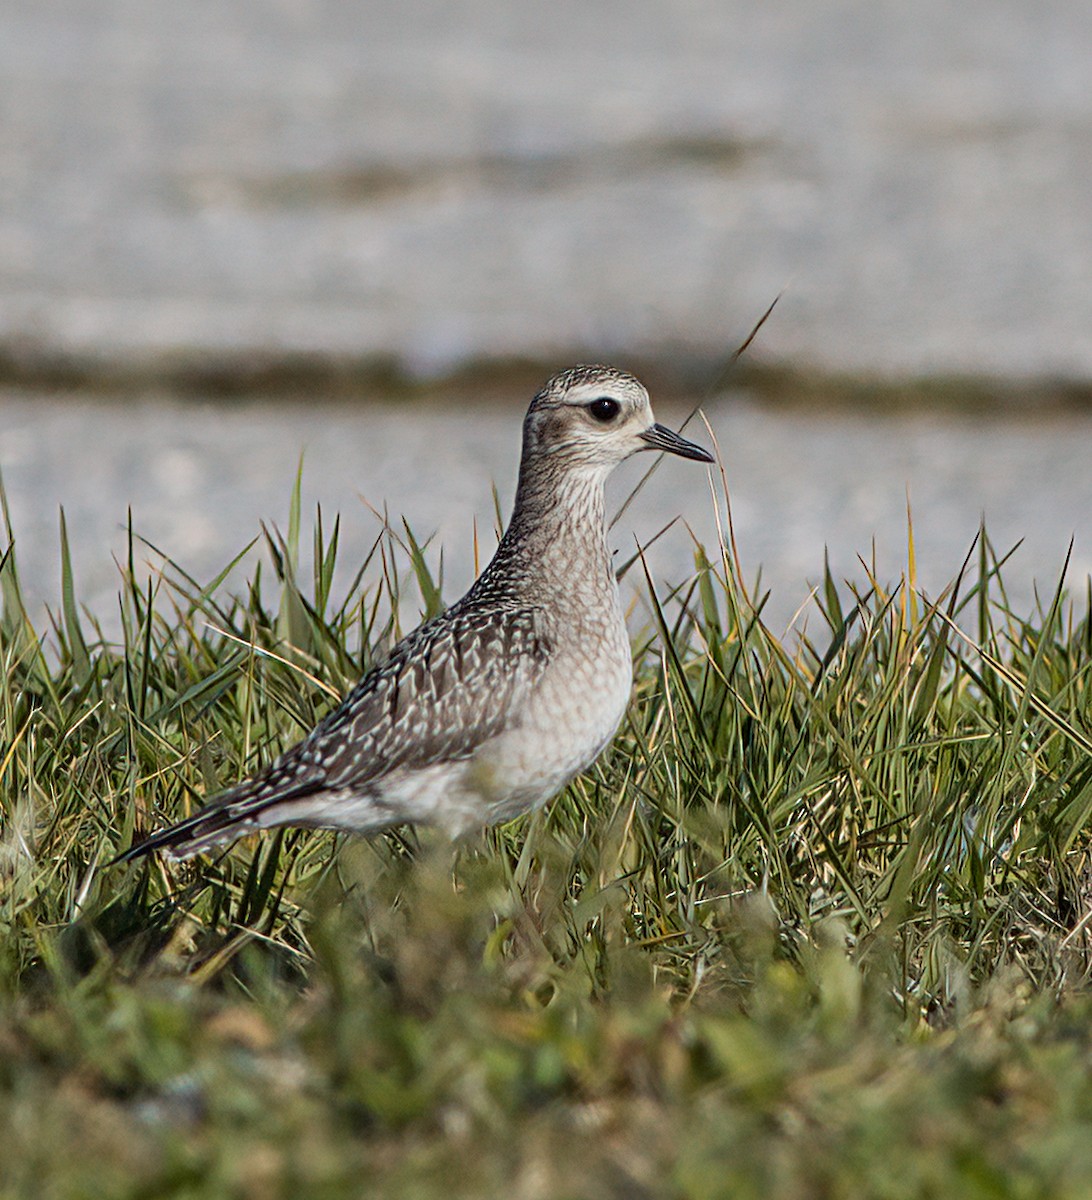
(112, 767, 326, 864)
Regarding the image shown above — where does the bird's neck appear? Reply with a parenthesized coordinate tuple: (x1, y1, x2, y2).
(483, 457, 617, 606)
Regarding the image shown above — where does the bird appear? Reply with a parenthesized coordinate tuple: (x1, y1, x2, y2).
(116, 365, 713, 863)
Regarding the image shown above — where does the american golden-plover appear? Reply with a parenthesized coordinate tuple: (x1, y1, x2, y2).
(118, 365, 713, 861)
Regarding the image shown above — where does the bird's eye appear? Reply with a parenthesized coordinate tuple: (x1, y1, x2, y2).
(587, 397, 621, 423)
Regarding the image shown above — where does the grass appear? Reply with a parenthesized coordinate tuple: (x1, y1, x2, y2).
(2, 465, 1092, 1199)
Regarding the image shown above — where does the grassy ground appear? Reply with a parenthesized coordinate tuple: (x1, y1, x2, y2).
(2, 470, 1092, 1199)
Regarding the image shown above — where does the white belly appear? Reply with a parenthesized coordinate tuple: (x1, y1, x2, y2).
(466, 620, 634, 827)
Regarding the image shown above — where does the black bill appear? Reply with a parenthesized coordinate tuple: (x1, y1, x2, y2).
(638, 423, 715, 463)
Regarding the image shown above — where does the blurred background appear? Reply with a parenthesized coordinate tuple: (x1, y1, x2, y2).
(2, 0, 1091, 629)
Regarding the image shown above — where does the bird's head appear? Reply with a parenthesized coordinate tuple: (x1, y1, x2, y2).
(522, 364, 714, 475)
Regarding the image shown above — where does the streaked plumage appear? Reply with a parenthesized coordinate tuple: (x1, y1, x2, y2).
(117, 365, 713, 862)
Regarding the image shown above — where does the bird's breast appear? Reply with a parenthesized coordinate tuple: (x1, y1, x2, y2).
(470, 596, 633, 823)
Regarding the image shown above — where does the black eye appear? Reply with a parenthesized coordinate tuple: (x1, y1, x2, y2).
(587, 397, 621, 423)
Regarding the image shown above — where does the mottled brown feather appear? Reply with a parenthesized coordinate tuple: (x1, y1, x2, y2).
(113, 603, 551, 861)
(301, 604, 550, 784)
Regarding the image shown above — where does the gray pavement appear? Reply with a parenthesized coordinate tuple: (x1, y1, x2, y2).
(3, 1, 1091, 383)
(3, 386, 1089, 633)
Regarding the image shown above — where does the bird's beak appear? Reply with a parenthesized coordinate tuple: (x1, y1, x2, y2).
(638, 423, 715, 463)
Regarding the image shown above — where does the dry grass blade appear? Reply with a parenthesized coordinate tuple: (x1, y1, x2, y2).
(609, 294, 781, 532)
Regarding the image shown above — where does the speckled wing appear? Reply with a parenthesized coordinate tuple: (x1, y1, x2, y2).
(300, 604, 551, 784)
(115, 605, 550, 861)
